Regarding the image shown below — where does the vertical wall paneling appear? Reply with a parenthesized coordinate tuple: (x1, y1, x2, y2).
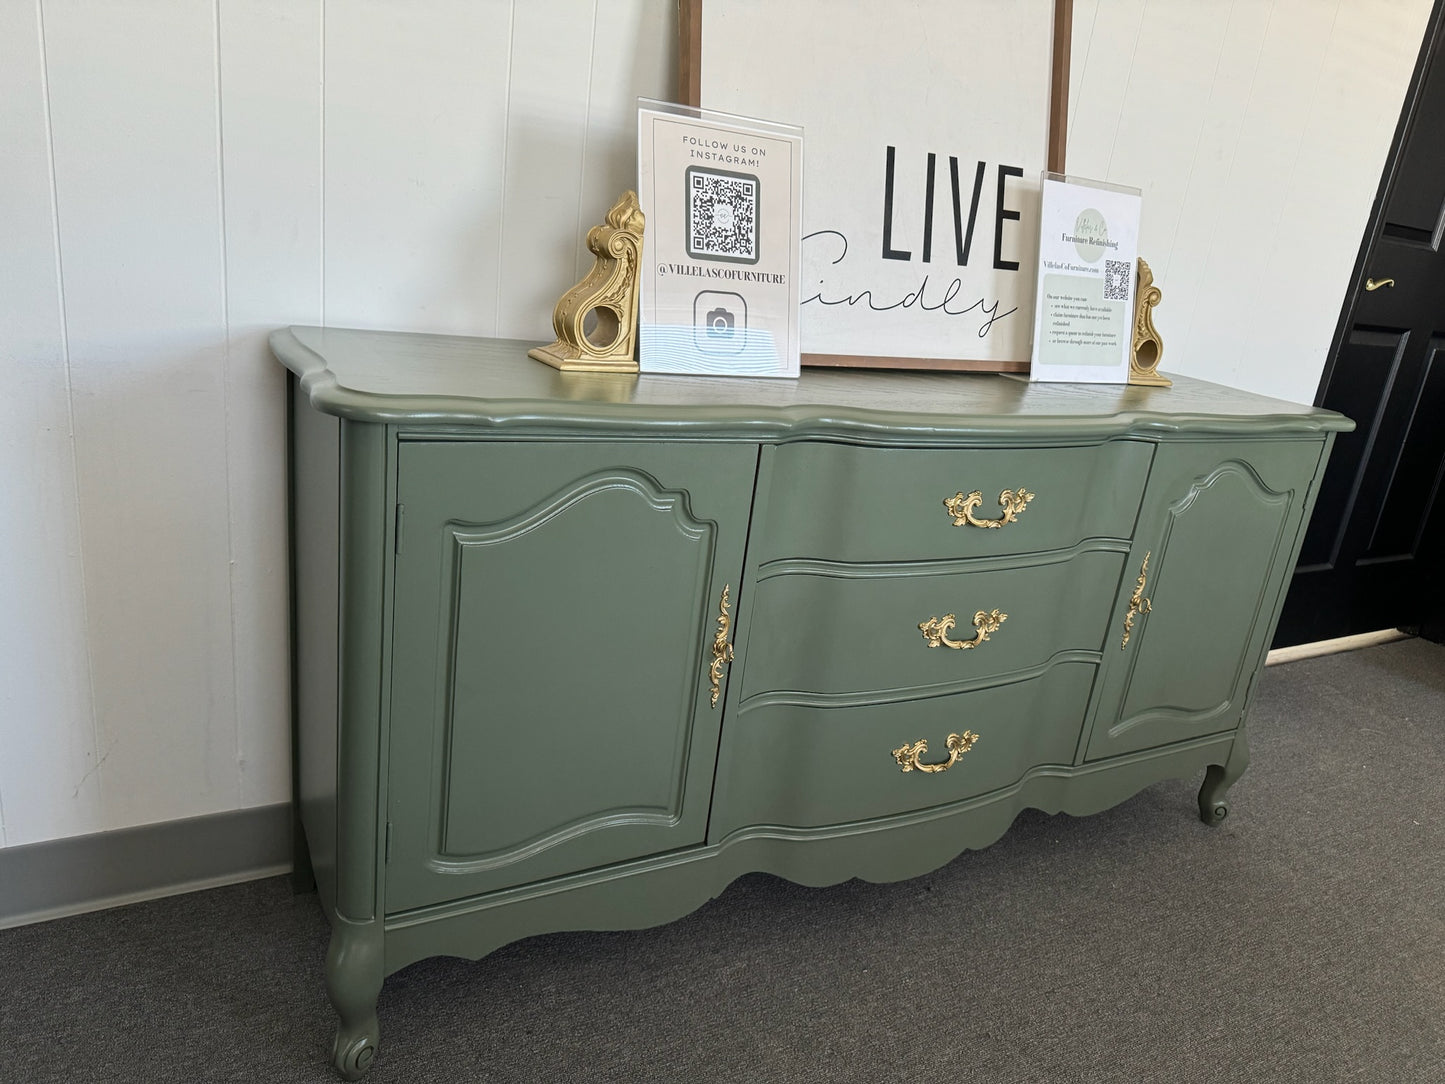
(1067, 0, 1432, 404)
(1177, 0, 1337, 399)
(1138, 1, 1274, 392)
(493, 2, 597, 338)
(575, 0, 677, 286)
(1066, 0, 1145, 178)
(42, 2, 240, 831)
(1250, 1, 1437, 397)
(0, 0, 100, 846)
(1067, 0, 1101, 136)
(217, 0, 324, 807)
(323, 0, 515, 335)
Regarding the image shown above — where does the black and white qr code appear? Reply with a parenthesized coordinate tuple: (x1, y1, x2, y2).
(1103, 258, 1132, 301)
(685, 166, 760, 265)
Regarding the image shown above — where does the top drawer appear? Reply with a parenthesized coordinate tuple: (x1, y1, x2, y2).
(756, 440, 1153, 563)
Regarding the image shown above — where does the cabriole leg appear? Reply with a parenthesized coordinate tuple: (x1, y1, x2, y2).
(325, 918, 384, 1079)
(1198, 736, 1250, 826)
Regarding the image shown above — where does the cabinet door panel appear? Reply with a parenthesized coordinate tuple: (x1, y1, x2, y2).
(386, 442, 755, 911)
(1086, 440, 1323, 760)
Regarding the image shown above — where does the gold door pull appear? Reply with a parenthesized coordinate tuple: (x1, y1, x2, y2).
(893, 731, 979, 774)
(919, 609, 1006, 650)
(1121, 552, 1153, 650)
(1364, 278, 1395, 292)
(708, 584, 734, 708)
(944, 487, 1035, 528)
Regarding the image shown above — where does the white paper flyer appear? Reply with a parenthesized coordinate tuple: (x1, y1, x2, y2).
(1029, 174, 1141, 383)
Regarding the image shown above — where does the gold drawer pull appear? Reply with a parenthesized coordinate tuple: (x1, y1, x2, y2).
(1121, 551, 1152, 650)
(944, 487, 1035, 528)
(893, 730, 979, 773)
(709, 584, 734, 707)
(919, 609, 1006, 650)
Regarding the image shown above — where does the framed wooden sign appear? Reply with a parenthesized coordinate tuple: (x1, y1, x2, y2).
(681, 0, 1073, 372)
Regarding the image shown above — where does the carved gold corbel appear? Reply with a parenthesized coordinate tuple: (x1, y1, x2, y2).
(1129, 257, 1171, 387)
(528, 191, 644, 373)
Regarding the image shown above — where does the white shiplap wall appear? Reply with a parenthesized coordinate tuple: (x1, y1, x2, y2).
(0, 0, 1428, 849)
(0, 0, 675, 848)
(1067, 0, 1433, 402)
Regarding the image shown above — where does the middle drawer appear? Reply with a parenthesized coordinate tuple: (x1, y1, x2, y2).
(739, 548, 1125, 700)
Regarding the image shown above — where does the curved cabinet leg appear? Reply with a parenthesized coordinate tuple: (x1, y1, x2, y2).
(326, 918, 385, 1080)
(1198, 736, 1250, 826)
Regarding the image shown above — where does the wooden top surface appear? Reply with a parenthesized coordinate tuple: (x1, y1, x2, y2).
(273, 326, 1353, 443)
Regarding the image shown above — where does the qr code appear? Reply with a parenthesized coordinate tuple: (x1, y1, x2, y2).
(686, 167, 759, 264)
(1103, 258, 1133, 301)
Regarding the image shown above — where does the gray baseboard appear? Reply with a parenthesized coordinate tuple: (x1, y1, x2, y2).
(0, 803, 292, 930)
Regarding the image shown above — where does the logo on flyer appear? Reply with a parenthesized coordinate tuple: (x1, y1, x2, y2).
(1064, 208, 1115, 263)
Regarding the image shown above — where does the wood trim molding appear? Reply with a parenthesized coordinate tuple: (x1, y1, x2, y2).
(678, 0, 702, 107)
(1049, 0, 1073, 174)
(802, 353, 1030, 373)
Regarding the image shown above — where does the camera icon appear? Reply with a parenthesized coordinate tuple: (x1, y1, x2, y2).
(693, 291, 747, 355)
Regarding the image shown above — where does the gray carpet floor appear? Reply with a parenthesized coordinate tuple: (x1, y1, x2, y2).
(1, 638, 1442, 1083)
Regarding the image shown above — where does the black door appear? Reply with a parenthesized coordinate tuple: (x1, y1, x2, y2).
(1274, 0, 1445, 648)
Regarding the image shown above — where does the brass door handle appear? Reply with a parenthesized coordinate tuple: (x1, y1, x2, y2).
(919, 609, 1006, 650)
(708, 584, 734, 707)
(1121, 552, 1153, 650)
(944, 487, 1035, 528)
(1364, 277, 1395, 291)
(893, 730, 979, 773)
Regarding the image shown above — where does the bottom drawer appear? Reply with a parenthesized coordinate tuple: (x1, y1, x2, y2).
(710, 661, 1098, 838)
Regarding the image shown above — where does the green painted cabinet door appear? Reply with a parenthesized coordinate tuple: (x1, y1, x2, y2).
(1085, 439, 1326, 760)
(385, 441, 756, 912)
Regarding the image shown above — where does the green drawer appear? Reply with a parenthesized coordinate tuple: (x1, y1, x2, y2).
(756, 440, 1152, 563)
(711, 661, 1098, 837)
(739, 549, 1125, 700)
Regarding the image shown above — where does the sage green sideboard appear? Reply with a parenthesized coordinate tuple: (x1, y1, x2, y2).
(274, 326, 1351, 1079)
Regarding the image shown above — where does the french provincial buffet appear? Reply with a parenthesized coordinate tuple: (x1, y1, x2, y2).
(274, 326, 1349, 1079)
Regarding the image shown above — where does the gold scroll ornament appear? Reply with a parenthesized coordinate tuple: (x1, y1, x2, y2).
(892, 730, 980, 774)
(944, 487, 1035, 529)
(919, 609, 1007, 651)
(1121, 551, 1153, 650)
(1129, 257, 1170, 387)
(529, 191, 644, 373)
(709, 584, 734, 708)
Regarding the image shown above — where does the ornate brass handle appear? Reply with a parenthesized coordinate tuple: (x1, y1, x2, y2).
(944, 487, 1035, 528)
(709, 584, 734, 707)
(919, 609, 1006, 650)
(1121, 552, 1153, 650)
(1364, 277, 1395, 292)
(893, 730, 979, 773)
